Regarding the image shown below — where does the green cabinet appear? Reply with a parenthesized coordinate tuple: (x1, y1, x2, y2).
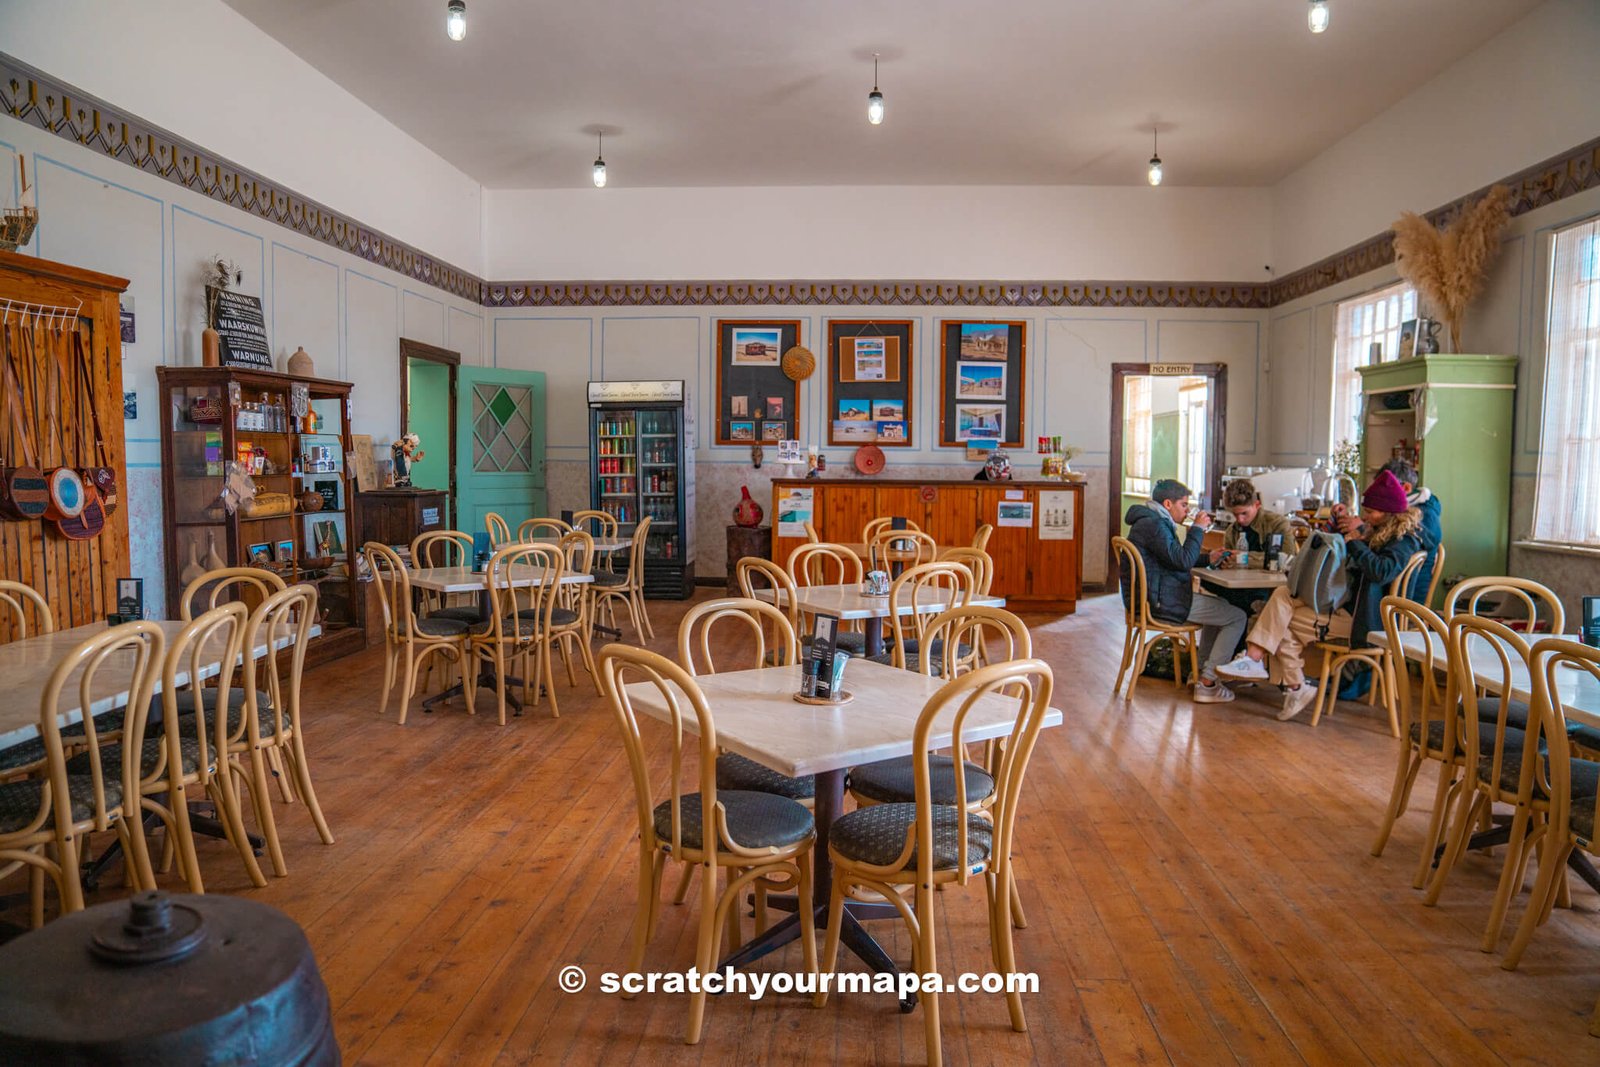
(1356, 354, 1517, 582)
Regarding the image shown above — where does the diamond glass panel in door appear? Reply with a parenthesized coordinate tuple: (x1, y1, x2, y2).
(473, 384, 534, 473)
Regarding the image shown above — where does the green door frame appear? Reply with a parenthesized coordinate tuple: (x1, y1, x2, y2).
(400, 337, 459, 527)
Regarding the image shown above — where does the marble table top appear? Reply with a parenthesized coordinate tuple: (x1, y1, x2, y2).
(408, 567, 595, 594)
(624, 659, 1063, 778)
(1371, 630, 1600, 727)
(751, 583, 1004, 621)
(1195, 565, 1288, 590)
(524, 536, 630, 554)
(0, 619, 319, 748)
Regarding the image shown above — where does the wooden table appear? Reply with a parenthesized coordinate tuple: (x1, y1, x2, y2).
(0, 619, 319, 749)
(1194, 565, 1288, 591)
(624, 660, 1063, 991)
(408, 566, 593, 714)
(752, 584, 1004, 657)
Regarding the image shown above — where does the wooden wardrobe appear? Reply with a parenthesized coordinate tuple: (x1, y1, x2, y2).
(0, 249, 130, 638)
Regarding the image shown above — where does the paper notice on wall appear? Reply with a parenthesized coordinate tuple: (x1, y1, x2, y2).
(1004, 489, 1024, 500)
(1038, 490, 1075, 540)
(996, 500, 1033, 528)
(776, 487, 814, 538)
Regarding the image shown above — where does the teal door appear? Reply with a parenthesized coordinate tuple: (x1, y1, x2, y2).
(457, 366, 547, 537)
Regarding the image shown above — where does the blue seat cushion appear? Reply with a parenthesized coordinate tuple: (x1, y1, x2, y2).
(651, 790, 813, 852)
(849, 755, 995, 806)
(715, 752, 814, 800)
(0, 774, 123, 833)
(828, 802, 993, 871)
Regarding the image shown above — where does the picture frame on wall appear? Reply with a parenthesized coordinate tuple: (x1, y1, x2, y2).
(827, 319, 914, 447)
(760, 420, 787, 442)
(939, 319, 1025, 447)
(715, 319, 800, 445)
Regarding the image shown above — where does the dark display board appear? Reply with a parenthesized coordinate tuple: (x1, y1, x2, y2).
(937, 319, 1026, 448)
(207, 286, 272, 369)
(715, 319, 800, 446)
(827, 319, 914, 448)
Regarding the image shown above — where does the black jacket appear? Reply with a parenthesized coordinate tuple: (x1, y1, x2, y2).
(1343, 508, 1426, 648)
(1122, 502, 1207, 623)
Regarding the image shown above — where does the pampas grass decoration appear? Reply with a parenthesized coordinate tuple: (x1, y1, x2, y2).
(1391, 184, 1513, 353)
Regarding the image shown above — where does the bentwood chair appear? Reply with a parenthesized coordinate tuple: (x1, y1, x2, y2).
(179, 567, 287, 621)
(518, 517, 572, 542)
(0, 621, 163, 923)
(572, 509, 620, 576)
(1369, 596, 1463, 887)
(592, 517, 654, 641)
(874, 560, 977, 669)
(817, 659, 1054, 1067)
(862, 516, 923, 543)
(1309, 550, 1428, 733)
(971, 524, 994, 552)
(411, 530, 483, 625)
(550, 529, 601, 699)
(600, 644, 817, 1045)
(1444, 575, 1566, 635)
(868, 528, 938, 572)
(937, 547, 995, 596)
(802, 520, 820, 543)
(366, 542, 468, 724)
(1503, 640, 1600, 997)
(1111, 535, 1202, 697)
(485, 512, 513, 549)
(466, 542, 564, 723)
(0, 580, 53, 640)
(735, 556, 800, 639)
(784, 542, 868, 654)
(1424, 615, 1560, 953)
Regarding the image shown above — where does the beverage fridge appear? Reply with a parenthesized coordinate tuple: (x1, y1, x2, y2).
(586, 380, 696, 598)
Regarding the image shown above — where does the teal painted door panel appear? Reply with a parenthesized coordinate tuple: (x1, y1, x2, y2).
(457, 366, 547, 538)
(405, 359, 452, 509)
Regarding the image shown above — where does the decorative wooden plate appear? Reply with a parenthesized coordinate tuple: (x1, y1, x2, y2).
(854, 444, 885, 475)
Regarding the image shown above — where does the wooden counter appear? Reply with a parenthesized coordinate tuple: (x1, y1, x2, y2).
(769, 478, 1084, 613)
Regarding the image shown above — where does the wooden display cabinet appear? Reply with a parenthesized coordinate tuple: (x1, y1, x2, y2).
(155, 366, 364, 662)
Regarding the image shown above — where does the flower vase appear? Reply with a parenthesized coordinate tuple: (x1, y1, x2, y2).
(201, 327, 221, 367)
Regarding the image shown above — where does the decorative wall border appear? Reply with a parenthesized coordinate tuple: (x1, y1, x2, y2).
(3, 53, 1596, 313)
(0, 53, 484, 303)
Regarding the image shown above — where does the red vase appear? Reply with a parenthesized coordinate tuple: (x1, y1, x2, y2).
(732, 485, 763, 528)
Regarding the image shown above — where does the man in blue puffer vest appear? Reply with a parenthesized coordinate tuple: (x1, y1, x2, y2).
(1121, 479, 1246, 704)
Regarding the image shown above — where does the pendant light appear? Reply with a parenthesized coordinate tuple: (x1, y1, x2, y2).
(1307, 0, 1330, 34)
(1147, 129, 1163, 187)
(866, 54, 885, 125)
(592, 132, 607, 188)
(445, 0, 466, 41)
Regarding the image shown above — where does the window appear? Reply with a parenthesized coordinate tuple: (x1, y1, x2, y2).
(1124, 376, 1152, 497)
(1530, 217, 1600, 546)
(1179, 382, 1208, 497)
(1330, 281, 1416, 452)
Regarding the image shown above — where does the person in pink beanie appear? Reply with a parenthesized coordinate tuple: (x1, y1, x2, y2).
(1215, 469, 1425, 722)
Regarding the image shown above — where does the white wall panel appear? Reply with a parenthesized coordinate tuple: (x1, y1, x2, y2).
(493, 317, 593, 451)
(1041, 318, 1148, 462)
(402, 290, 447, 348)
(271, 243, 339, 374)
(345, 271, 400, 442)
(1267, 308, 1314, 459)
(171, 206, 265, 369)
(448, 307, 486, 366)
(1155, 319, 1261, 458)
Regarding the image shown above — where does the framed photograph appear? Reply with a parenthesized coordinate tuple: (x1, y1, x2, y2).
(729, 421, 756, 441)
(273, 539, 295, 563)
(828, 319, 914, 448)
(765, 396, 784, 419)
(956, 403, 1005, 442)
(997, 500, 1034, 528)
(956, 361, 1006, 400)
(730, 395, 749, 417)
(314, 479, 341, 510)
(877, 420, 907, 443)
(960, 322, 1010, 360)
(247, 542, 273, 567)
(871, 398, 905, 422)
(1398, 319, 1418, 359)
(833, 420, 877, 443)
(731, 327, 783, 366)
(837, 398, 872, 421)
(760, 420, 787, 442)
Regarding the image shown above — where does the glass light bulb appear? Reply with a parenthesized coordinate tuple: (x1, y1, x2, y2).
(1148, 156, 1163, 186)
(1308, 0, 1329, 34)
(867, 90, 885, 125)
(592, 158, 607, 188)
(446, 0, 466, 40)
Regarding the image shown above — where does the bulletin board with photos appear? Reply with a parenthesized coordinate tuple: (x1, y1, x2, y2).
(827, 319, 914, 447)
(715, 319, 800, 446)
(938, 319, 1026, 448)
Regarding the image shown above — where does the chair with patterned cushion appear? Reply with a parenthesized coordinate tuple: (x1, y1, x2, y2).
(1111, 535, 1202, 697)
(573, 509, 620, 576)
(740, 555, 865, 660)
(874, 560, 976, 669)
(1309, 550, 1426, 733)
(592, 516, 654, 641)
(1422, 615, 1592, 955)
(0, 621, 163, 925)
(1369, 595, 1464, 887)
(816, 659, 1053, 1067)
(971, 524, 994, 552)
(0, 580, 52, 642)
(600, 644, 817, 1045)
(412, 530, 483, 625)
(518, 516, 572, 542)
(179, 566, 287, 622)
(785, 542, 869, 655)
(1443, 575, 1565, 635)
(549, 529, 600, 700)
(485, 511, 513, 549)
(1503, 640, 1600, 994)
(466, 543, 564, 723)
(366, 542, 468, 724)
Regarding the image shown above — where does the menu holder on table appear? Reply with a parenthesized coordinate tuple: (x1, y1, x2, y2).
(796, 612, 853, 705)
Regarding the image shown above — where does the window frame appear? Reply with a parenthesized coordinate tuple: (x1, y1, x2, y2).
(1329, 281, 1416, 455)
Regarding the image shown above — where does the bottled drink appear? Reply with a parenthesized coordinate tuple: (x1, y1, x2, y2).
(1235, 532, 1250, 569)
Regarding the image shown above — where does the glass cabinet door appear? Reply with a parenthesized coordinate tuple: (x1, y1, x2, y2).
(638, 408, 679, 561)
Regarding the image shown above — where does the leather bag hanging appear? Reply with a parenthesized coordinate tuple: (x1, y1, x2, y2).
(49, 326, 103, 541)
(36, 324, 90, 534)
(71, 331, 117, 514)
(0, 320, 49, 521)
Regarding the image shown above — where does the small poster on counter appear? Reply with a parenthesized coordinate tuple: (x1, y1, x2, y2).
(776, 486, 814, 538)
(1038, 490, 1075, 540)
(996, 500, 1034, 528)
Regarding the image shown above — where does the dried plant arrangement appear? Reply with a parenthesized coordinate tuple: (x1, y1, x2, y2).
(1390, 184, 1513, 353)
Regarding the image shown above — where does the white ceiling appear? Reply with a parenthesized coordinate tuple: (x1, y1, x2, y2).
(224, 0, 1541, 190)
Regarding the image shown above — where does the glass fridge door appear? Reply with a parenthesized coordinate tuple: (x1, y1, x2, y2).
(595, 406, 639, 528)
(639, 406, 680, 561)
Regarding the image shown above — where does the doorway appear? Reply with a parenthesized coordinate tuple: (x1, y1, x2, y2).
(399, 338, 459, 527)
(1107, 362, 1227, 581)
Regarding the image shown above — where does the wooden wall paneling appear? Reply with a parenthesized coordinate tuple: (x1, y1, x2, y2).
(1031, 488, 1084, 603)
(0, 250, 130, 640)
(972, 486, 1031, 599)
(925, 485, 978, 546)
(872, 486, 926, 535)
(821, 485, 875, 543)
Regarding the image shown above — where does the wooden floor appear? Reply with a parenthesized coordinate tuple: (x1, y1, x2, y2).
(25, 591, 1600, 1064)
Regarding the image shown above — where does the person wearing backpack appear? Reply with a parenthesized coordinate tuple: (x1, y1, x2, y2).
(1214, 470, 1425, 721)
(1122, 478, 1247, 704)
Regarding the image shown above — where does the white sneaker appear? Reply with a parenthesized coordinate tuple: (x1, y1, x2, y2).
(1216, 654, 1269, 681)
(1192, 680, 1236, 704)
(1277, 682, 1318, 722)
